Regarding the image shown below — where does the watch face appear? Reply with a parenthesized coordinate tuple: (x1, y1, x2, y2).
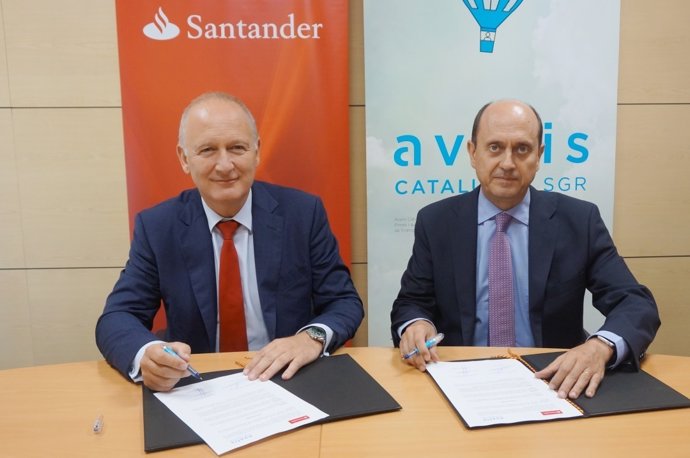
(307, 327, 326, 342)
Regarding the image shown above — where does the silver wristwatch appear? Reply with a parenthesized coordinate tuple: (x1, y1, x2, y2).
(305, 326, 326, 345)
(596, 335, 617, 363)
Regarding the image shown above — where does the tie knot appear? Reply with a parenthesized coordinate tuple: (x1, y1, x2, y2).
(217, 220, 240, 240)
(495, 212, 512, 232)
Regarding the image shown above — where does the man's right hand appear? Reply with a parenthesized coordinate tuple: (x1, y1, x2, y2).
(141, 342, 193, 391)
(399, 321, 440, 372)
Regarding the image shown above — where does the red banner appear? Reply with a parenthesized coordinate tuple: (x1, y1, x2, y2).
(115, 0, 350, 264)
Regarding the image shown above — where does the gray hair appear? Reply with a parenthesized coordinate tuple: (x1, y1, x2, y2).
(178, 91, 259, 154)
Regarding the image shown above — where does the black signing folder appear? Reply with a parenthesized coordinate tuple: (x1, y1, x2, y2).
(142, 353, 401, 452)
(522, 352, 690, 418)
(431, 351, 690, 429)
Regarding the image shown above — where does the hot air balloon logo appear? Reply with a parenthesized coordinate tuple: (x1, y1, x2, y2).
(462, 0, 524, 53)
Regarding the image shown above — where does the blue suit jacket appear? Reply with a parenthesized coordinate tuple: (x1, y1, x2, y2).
(96, 181, 364, 377)
(391, 187, 660, 369)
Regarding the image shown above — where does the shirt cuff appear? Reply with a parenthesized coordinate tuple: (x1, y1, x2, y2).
(128, 340, 165, 382)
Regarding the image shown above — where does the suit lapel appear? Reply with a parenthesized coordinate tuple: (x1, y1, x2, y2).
(177, 190, 217, 349)
(451, 188, 480, 345)
(251, 183, 283, 340)
(528, 188, 558, 346)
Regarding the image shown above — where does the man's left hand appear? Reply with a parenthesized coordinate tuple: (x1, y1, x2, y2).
(243, 333, 323, 381)
(534, 338, 614, 399)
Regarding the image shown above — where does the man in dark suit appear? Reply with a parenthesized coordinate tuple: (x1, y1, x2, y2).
(391, 99, 659, 399)
(96, 92, 363, 391)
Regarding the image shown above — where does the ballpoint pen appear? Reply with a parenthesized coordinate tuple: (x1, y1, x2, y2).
(92, 414, 104, 434)
(402, 333, 445, 360)
(162, 345, 203, 380)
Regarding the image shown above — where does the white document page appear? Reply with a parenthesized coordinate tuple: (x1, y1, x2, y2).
(426, 358, 583, 428)
(154, 373, 328, 455)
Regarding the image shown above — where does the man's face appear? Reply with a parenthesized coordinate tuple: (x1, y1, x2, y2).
(467, 101, 544, 210)
(177, 98, 260, 217)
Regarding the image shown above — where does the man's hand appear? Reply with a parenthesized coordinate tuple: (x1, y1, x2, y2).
(534, 338, 614, 399)
(141, 342, 193, 392)
(243, 333, 322, 381)
(399, 321, 440, 372)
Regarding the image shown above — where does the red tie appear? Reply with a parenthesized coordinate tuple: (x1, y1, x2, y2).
(216, 220, 248, 352)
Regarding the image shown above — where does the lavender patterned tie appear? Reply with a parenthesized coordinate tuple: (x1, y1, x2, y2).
(488, 212, 515, 346)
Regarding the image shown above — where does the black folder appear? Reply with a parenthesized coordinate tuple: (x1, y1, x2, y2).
(433, 351, 690, 429)
(142, 353, 401, 452)
(522, 351, 690, 418)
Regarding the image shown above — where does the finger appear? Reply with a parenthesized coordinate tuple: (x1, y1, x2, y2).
(584, 371, 604, 398)
(418, 346, 433, 362)
(281, 356, 309, 380)
(148, 345, 188, 372)
(259, 355, 291, 381)
(534, 357, 562, 380)
(412, 354, 427, 372)
(143, 353, 187, 377)
(244, 354, 273, 380)
(566, 368, 593, 399)
(144, 376, 176, 392)
(553, 363, 587, 399)
(142, 369, 180, 392)
(429, 347, 441, 363)
(415, 334, 435, 362)
(400, 340, 415, 359)
(544, 358, 573, 393)
(168, 342, 192, 361)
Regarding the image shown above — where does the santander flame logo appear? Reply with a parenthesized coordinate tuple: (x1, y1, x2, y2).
(143, 7, 180, 40)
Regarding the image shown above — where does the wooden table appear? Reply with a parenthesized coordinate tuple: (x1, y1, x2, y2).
(1, 347, 689, 457)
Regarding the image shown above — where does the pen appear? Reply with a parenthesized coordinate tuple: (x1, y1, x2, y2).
(402, 333, 445, 359)
(162, 345, 203, 380)
(92, 414, 104, 434)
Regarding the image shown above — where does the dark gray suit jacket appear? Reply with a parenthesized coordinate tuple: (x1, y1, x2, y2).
(391, 187, 659, 369)
(96, 181, 363, 377)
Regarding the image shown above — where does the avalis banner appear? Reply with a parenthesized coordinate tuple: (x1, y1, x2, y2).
(364, 0, 621, 345)
(115, 0, 350, 262)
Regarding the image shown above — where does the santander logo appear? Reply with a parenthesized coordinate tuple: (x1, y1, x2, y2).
(142, 6, 323, 41)
(143, 7, 180, 40)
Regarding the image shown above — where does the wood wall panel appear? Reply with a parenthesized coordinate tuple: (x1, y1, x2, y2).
(628, 258, 690, 356)
(619, 0, 690, 104)
(350, 105, 367, 264)
(13, 108, 129, 268)
(614, 105, 690, 257)
(0, 270, 33, 369)
(349, 0, 365, 107)
(28, 268, 122, 365)
(0, 109, 25, 268)
(2, 0, 120, 107)
(350, 262, 368, 347)
(0, 6, 10, 107)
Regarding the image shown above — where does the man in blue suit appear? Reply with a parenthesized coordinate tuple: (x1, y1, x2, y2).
(391, 99, 659, 399)
(96, 92, 363, 391)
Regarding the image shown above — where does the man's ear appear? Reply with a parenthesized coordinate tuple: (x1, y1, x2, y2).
(177, 145, 190, 174)
(467, 140, 477, 168)
(255, 137, 261, 166)
(537, 143, 545, 170)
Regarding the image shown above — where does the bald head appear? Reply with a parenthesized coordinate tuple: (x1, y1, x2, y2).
(471, 99, 543, 147)
(178, 92, 258, 153)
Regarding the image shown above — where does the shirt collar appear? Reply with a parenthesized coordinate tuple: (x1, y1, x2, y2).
(477, 187, 530, 226)
(201, 189, 253, 233)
